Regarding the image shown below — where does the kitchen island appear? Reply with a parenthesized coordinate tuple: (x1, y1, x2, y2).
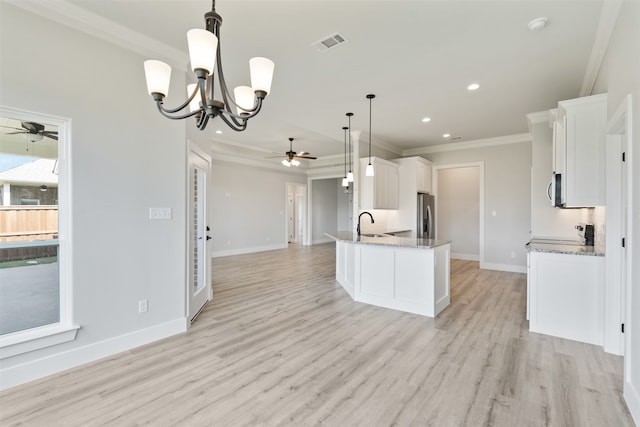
(325, 231, 451, 317)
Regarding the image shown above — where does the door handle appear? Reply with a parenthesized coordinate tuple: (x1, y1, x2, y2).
(206, 236, 212, 240)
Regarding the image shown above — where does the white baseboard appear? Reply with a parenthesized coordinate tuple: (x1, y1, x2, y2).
(312, 238, 333, 245)
(626, 380, 640, 427)
(0, 317, 187, 391)
(480, 262, 527, 274)
(451, 253, 480, 261)
(212, 243, 288, 258)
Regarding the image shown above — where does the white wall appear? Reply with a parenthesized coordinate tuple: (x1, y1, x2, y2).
(209, 161, 306, 256)
(0, 4, 188, 387)
(336, 181, 352, 232)
(592, 1, 640, 423)
(437, 167, 480, 259)
(427, 142, 531, 271)
(311, 178, 338, 243)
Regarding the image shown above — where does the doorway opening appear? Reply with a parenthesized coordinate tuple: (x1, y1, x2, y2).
(433, 162, 485, 266)
(286, 183, 306, 245)
(306, 175, 352, 246)
(187, 143, 211, 323)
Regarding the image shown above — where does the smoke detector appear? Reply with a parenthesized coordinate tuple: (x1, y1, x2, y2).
(528, 17, 548, 31)
(311, 32, 348, 52)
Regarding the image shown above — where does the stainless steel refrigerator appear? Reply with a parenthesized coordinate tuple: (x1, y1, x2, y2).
(417, 193, 435, 239)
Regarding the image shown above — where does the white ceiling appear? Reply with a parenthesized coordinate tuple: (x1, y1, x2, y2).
(10, 0, 607, 163)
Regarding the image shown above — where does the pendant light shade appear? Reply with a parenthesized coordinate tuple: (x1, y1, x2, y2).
(187, 28, 218, 74)
(366, 94, 376, 176)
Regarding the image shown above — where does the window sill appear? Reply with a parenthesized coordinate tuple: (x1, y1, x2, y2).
(0, 324, 80, 359)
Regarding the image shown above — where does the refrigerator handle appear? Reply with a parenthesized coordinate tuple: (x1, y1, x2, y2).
(426, 205, 432, 238)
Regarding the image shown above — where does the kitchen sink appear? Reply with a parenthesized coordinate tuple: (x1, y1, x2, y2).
(360, 233, 391, 238)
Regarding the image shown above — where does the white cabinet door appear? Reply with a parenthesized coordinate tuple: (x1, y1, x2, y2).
(552, 94, 606, 207)
(529, 252, 604, 345)
(416, 161, 433, 194)
(360, 157, 399, 210)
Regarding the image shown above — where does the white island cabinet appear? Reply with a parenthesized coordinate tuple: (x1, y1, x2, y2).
(329, 232, 451, 317)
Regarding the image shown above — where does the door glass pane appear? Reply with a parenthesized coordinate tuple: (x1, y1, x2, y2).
(0, 118, 59, 335)
(192, 166, 205, 293)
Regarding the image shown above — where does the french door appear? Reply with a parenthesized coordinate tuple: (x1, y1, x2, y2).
(188, 145, 211, 322)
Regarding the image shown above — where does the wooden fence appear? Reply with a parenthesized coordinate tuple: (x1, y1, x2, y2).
(0, 206, 58, 261)
(0, 205, 58, 242)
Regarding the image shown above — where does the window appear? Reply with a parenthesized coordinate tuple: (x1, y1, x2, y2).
(0, 107, 77, 358)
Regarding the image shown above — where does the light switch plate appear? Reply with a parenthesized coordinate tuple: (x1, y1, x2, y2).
(149, 207, 172, 220)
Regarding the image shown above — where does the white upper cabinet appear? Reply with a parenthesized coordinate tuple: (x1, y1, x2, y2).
(360, 157, 399, 210)
(552, 93, 607, 207)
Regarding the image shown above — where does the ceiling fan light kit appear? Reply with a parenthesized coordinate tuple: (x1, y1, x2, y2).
(276, 137, 316, 167)
(143, 0, 274, 132)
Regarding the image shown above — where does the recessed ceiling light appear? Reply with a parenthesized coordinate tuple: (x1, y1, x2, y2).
(467, 83, 480, 91)
(421, 117, 431, 123)
(442, 133, 451, 138)
(215, 130, 222, 134)
(528, 17, 548, 31)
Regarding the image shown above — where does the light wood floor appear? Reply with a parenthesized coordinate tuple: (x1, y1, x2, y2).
(0, 243, 634, 426)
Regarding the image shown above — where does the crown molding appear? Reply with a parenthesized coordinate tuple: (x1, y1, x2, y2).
(6, 0, 186, 70)
(579, 0, 623, 97)
(526, 110, 552, 133)
(402, 133, 532, 156)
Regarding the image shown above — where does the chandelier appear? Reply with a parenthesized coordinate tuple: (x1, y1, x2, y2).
(143, 1, 275, 132)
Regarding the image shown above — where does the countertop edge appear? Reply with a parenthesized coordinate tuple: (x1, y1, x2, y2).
(324, 231, 451, 249)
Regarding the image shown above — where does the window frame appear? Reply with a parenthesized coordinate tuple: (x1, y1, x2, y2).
(0, 106, 78, 359)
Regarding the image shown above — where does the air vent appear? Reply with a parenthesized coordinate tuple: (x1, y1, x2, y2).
(311, 32, 348, 52)
(449, 136, 463, 141)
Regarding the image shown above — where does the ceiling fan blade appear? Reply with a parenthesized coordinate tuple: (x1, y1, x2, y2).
(41, 132, 58, 140)
(5, 131, 27, 135)
(265, 155, 285, 158)
(295, 155, 317, 160)
(0, 125, 24, 131)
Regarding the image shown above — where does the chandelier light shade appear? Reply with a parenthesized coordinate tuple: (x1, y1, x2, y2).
(143, 0, 274, 132)
(366, 94, 376, 176)
(186, 29, 217, 73)
(249, 57, 275, 94)
(346, 112, 354, 182)
(144, 60, 172, 96)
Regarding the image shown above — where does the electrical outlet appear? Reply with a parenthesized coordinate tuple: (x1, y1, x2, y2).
(138, 299, 148, 313)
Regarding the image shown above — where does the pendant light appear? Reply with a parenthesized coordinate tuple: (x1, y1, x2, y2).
(346, 112, 354, 182)
(341, 126, 349, 187)
(365, 94, 375, 176)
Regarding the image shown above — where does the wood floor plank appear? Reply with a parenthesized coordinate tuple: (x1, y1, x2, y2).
(0, 243, 635, 426)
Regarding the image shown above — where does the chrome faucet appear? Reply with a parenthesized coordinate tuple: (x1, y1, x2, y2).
(357, 211, 374, 236)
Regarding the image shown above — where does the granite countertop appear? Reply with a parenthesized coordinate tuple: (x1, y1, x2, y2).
(526, 239, 605, 257)
(324, 231, 451, 249)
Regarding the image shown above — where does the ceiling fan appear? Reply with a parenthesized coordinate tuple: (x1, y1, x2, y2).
(0, 121, 58, 141)
(268, 137, 317, 167)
